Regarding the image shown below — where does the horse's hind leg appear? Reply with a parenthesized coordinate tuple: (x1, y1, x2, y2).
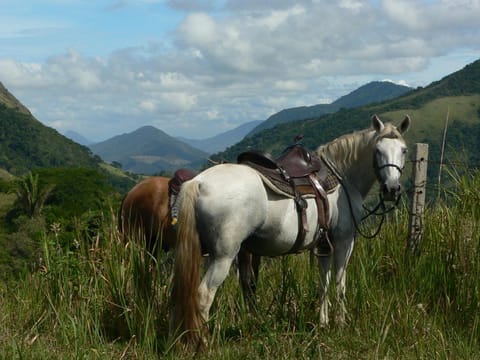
(238, 248, 261, 309)
(198, 256, 235, 322)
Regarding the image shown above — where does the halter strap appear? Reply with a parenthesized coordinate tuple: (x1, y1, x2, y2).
(373, 156, 404, 185)
(375, 163, 403, 174)
(321, 154, 400, 239)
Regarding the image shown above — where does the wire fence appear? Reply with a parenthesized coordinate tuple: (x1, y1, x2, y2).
(408, 157, 478, 194)
(362, 156, 480, 204)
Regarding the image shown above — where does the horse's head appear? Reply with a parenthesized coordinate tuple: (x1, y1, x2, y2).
(372, 115, 410, 202)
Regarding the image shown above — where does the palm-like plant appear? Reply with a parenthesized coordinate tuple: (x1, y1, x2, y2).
(14, 173, 55, 218)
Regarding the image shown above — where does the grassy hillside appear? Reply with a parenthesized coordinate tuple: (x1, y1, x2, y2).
(0, 104, 101, 175)
(215, 60, 480, 192)
(0, 170, 479, 358)
(0, 61, 480, 358)
(0, 84, 138, 192)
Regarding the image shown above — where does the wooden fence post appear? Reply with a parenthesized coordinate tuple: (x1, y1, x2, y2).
(407, 143, 429, 253)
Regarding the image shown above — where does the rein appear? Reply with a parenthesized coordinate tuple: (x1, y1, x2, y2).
(321, 155, 401, 239)
(365, 161, 404, 220)
(361, 192, 401, 220)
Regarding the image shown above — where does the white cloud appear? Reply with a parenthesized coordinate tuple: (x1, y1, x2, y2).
(0, 51, 103, 90)
(0, 60, 44, 87)
(139, 99, 158, 112)
(274, 80, 307, 92)
(1, 0, 479, 140)
(206, 108, 219, 120)
(160, 92, 197, 112)
(382, 78, 411, 87)
(256, 5, 306, 30)
(383, 0, 480, 32)
(339, 0, 365, 12)
(178, 13, 217, 46)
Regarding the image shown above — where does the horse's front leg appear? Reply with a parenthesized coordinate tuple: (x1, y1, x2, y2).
(333, 236, 355, 325)
(317, 254, 332, 326)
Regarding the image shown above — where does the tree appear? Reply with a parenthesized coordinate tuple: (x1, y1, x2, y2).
(13, 173, 54, 218)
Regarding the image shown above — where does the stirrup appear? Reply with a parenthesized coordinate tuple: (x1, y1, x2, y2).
(313, 232, 333, 257)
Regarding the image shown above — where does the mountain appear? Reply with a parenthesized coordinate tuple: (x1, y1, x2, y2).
(247, 81, 412, 136)
(177, 120, 263, 153)
(214, 59, 480, 189)
(89, 126, 209, 175)
(103, 81, 410, 170)
(0, 82, 101, 175)
(64, 130, 93, 146)
(0, 82, 31, 115)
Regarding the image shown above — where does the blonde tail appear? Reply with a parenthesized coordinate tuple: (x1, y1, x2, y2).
(170, 180, 204, 346)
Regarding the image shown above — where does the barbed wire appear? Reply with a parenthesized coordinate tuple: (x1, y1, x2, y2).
(406, 159, 480, 168)
(361, 156, 479, 202)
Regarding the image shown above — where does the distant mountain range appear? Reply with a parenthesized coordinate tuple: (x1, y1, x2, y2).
(176, 120, 263, 153)
(85, 80, 412, 174)
(247, 81, 412, 136)
(89, 126, 209, 175)
(2, 58, 479, 182)
(64, 130, 94, 146)
(214, 59, 480, 191)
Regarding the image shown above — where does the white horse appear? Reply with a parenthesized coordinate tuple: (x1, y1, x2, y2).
(170, 115, 411, 345)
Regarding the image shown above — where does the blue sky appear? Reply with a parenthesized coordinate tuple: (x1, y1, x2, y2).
(1, 1, 183, 60)
(0, 0, 479, 141)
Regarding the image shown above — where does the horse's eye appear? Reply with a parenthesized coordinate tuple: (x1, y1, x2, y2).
(402, 148, 408, 154)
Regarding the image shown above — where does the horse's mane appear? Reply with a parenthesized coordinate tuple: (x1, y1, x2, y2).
(316, 123, 404, 172)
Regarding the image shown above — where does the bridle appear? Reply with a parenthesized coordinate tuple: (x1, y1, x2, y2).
(374, 162, 404, 178)
(321, 144, 405, 239)
(374, 154, 405, 185)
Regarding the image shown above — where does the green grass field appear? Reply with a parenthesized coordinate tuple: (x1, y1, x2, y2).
(381, 95, 480, 144)
(1, 169, 480, 359)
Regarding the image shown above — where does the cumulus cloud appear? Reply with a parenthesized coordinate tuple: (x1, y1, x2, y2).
(0, 51, 104, 90)
(274, 80, 307, 92)
(383, 0, 480, 32)
(178, 13, 217, 46)
(1, 0, 479, 140)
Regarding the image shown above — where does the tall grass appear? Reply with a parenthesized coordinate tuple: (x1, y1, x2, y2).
(0, 212, 174, 359)
(1, 170, 480, 358)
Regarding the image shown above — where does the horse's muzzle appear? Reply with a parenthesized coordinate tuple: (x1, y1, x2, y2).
(382, 182, 401, 202)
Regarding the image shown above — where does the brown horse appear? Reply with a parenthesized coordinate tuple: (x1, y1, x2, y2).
(118, 176, 176, 254)
(118, 173, 261, 303)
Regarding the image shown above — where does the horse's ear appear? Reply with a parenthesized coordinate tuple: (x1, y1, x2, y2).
(399, 115, 411, 133)
(372, 115, 384, 132)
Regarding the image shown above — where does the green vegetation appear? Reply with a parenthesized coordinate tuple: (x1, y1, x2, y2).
(0, 165, 479, 358)
(0, 100, 137, 193)
(0, 168, 124, 280)
(0, 58, 479, 359)
(215, 60, 480, 200)
(0, 104, 101, 175)
(13, 173, 54, 218)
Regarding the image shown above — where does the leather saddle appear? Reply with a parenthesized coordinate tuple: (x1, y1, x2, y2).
(168, 168, 196, 196)
(238, 144, 338, 254)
